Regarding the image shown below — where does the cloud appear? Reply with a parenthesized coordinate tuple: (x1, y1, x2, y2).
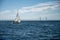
(1, 1, 59, 14)
(19, 1, 60, 13)
(0, 10, 11, 14)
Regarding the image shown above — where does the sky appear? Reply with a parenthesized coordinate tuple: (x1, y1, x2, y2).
(0, 0, 60, 20)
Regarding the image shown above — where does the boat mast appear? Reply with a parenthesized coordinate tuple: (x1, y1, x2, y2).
(16, 10, 19, 17)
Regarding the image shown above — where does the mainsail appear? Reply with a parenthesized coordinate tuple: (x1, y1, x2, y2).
(14, 10, 21, 23)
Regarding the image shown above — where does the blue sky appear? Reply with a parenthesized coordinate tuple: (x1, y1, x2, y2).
(0, 0, 60, 20)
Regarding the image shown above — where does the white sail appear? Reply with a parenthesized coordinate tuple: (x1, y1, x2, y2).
(14, 10, 21, 23)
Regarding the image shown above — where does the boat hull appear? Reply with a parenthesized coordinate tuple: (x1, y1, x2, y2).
(13, 21, 20, 24)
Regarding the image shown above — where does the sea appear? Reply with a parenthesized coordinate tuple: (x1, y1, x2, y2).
(0, 21, 60, 40)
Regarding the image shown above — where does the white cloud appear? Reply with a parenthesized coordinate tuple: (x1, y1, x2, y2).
(0, 1, 60, 14)
(0, 10, 11, 14)
(18, 1, 60, 13)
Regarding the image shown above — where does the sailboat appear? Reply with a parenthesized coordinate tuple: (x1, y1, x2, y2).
(13, 10, 21, 24)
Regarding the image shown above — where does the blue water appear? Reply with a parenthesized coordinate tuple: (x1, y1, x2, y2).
(0, 21, 60, 40)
